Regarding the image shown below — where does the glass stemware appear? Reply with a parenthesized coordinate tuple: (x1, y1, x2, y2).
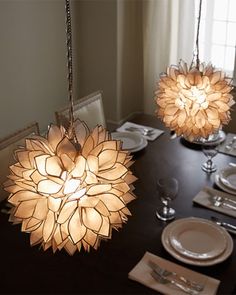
(201, 143, 218, 173)
(156, 177, 178, 221)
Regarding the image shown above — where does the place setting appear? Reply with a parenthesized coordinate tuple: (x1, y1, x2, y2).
(128, 177, 232, 295)
(111, 121, 164, 153)
(116, 121, 164, 141)
(128, 251, 220, 295)
(193, 159, 236, 219)
(154, 178, 234, 267)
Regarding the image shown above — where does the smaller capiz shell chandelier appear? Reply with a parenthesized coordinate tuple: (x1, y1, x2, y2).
(155, 61, 235, 141)
(4, 121, 136, 254)
(155, 0, 235, 141)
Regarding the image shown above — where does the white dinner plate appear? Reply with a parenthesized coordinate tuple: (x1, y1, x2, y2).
(129, 138, 148, 152)
(162, 217, 233, 266)
(219, 167, 236, 191)
(111, 132, 147, 152)
(169, 219, 227, 260)
(215, 174, 236, 196)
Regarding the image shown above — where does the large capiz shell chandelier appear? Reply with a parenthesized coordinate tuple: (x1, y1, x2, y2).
(155, 0, 235, 141)
(3, 0, 136, 255)
(4, 120, 136, 254)
(155, 61, 235, 141)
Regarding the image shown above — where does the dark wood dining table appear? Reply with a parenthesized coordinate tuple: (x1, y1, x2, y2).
(0, 113, 236, 295)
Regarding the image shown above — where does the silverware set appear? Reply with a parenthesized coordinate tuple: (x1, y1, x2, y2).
(125, 126, 154, 136)
(209, 195, 236, 210)
(225, 136, 236, 151)
(149, 261, 204, 294)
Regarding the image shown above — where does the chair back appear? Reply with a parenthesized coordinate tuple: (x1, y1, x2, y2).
(0, 122, 40, 202)
(55, 90, 106, 130)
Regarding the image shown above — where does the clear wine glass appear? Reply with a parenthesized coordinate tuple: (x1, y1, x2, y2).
(201, 143, 218, 173)
(156, 177, 178, 221)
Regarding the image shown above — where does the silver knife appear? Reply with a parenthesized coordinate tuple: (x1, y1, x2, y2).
(211, 216, 236, 235)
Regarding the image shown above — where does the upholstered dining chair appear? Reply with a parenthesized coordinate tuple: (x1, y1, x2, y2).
(55, 90, 106, 130)
(0, 122, 40, 202)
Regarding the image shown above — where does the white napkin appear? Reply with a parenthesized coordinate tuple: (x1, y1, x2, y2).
(128, 252, 220, 295)
(217, 133, 236, 157)
(116, 121, 164, 141)
(193, 186, 236, 218)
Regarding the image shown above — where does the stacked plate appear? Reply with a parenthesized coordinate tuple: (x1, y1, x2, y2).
(215, 167, 236, 195)
(111, 132, 148, 153)
(184, 130, 226, 145)
(162, 217, 233, 266)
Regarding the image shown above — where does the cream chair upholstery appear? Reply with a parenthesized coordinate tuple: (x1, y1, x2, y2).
(0, 122, 40, 202)
(55, 90, 106, 130)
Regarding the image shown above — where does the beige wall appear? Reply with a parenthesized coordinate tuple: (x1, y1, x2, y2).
(73, 0, 118, 121)
(0, 0, 143, 139)
(117, 0, 143, 122)
(0, 0, 68, 138)
(73, 0, 143, 125)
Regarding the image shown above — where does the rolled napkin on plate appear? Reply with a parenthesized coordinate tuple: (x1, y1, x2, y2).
(128, 251, 220, 295)
(116, 121, 164, 141)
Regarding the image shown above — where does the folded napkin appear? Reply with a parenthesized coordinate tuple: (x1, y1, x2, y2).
(193, 186, 236, 218)
(116, 122, 164, 141)
(128, 251, 220, 295)
(217, 133, 236, 157)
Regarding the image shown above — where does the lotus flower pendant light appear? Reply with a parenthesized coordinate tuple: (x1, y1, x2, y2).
(155, 0, 235, 141)
(5, 120, 136, 254)
(4, 0, 136, 255)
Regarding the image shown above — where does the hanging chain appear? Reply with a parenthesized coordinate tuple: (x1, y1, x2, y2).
(195, 0, 202, 69)
(65, 0, 75, 131)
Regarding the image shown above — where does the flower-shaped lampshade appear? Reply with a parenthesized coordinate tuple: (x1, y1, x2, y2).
(4, 120, 136, 255)
(155, 62, 235, 141)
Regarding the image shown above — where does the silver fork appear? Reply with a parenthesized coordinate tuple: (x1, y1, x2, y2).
(151, 270, 199, 295)
(125, 126, 154, 136)
(149, 261, 204, 292)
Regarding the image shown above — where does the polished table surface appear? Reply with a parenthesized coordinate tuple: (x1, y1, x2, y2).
(1, 113, 236, 295)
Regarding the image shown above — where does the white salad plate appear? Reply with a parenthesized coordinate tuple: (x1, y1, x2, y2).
(162, 217, 233, 266)
(215, 174, 236, 196)
(219, 167, 236, 191)
(111, 132, 148, 153)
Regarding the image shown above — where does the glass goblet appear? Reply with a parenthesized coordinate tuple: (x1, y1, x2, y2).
(156, 177, 178, 221)
(201, 143, 218, 173)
